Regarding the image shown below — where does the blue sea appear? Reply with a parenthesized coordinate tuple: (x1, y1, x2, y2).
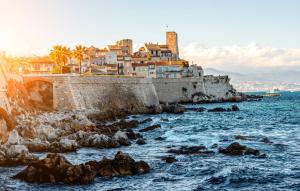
(1, 92, 300, 191)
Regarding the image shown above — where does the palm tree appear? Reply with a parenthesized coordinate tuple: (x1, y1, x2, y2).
(49, 45, 71, 73)
(72, 45, 87, 75)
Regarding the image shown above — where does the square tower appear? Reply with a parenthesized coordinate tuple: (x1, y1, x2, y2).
(166, 31, 179, 59)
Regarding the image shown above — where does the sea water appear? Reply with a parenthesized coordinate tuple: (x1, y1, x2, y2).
(1, 92, 300, 191)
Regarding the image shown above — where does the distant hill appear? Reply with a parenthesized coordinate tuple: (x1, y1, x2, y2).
(204, 67, 300, 83)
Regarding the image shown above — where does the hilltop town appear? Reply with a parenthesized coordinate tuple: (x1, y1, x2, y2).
(3, 32, 203, 79)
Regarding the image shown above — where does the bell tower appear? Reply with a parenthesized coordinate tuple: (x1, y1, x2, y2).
(166, 31, 179, 59)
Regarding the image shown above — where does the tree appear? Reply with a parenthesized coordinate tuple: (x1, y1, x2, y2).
(72, 45, 87, 75)
(49, 45, 71, 73)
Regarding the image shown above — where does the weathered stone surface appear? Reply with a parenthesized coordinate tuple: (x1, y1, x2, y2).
(0, 145, 38, 166)
(13, 152, 150, 184)
(219, 142, 265, 157)
(139, 124, 161, 132)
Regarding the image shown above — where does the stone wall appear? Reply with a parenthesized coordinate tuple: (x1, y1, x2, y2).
(152, 77, 206, 103)
(22, 74, 241, 111)
(153, 76, 242, 103)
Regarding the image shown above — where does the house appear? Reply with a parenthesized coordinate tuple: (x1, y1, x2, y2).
(23, 57, 54, 74)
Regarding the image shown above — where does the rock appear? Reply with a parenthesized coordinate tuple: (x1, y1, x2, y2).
(49, 138, 79, 153)
(113, 131, 130, 146)
(161, 156, 177, 163)
(24, 138, 51, 152)
(162, 104, 185, 114)
(0, 145, 38, 166)
(185, 107, 206, 112)
(112, 119, 139, 129)
(139, 118, 152, 124)
(260, 137, 273, 144)
(155, 136, 166, 141)
(219, 142, 264, 157)
(87, 151, 150, 177)
(125, 129, 142, 140)
(211, 143, 218, 149)
(136, 138, 146, 145)
(208, 107, 228, 112)
(80, 134, 119, 148)
(168, 146, 214, 155)
(13, 152, 150, 184)
(6, 130, 23, 145)
(234, 135, 254, 140)
(231, 105, 240, 111)
(12, 153, 91, 184)
(139, 124, 161, 132)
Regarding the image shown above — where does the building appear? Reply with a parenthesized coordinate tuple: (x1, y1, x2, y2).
(131, 61, 183, 78)
(166, 31, 179, 59)
(21, 57, 54, 74)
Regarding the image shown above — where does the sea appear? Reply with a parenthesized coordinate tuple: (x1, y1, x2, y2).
(1, 91, 300, 191)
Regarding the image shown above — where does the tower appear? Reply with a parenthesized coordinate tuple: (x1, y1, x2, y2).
(116, 39, 133, 55)
(166, 31, 179, 59)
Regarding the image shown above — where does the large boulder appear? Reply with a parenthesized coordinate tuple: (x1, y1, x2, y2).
(219, 142, 265, 157)
(87, 151, 150, 177)
(13, 152, 150, 184)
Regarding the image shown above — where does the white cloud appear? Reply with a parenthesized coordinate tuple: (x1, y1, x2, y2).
(181, 43, 300, 73)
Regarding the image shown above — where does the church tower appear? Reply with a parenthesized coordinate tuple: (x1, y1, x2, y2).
(166, 31, 179, 59)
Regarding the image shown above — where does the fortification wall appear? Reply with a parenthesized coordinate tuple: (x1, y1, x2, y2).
(203, 75, 238, 100)
(62, 76, 160, 113)
(22, 74, 242, 111)
(152, 77, 206, 103)
(152, 76, 241, 103)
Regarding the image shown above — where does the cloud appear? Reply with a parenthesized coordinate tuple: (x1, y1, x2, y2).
(181, 43, 300, 73)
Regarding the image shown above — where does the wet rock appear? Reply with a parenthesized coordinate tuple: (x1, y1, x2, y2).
(260, 137, 273, 144)
(162, 104, 185, 114)
(0, 145, 38, 166)
(12, 153, 94, 184)
(186, 107, 206, 112)
(155, 136, 166, 141)
(208, 107, 228, 112)
(168, 146, 214, 155)
(125, 129, 142, 140)
(13, 152, 150, 184)
(139, 124, 161, 132)
(87, 151, 150, 177)
(113, 131, 130, 146)
(112, 119, 139, 130)
(234, 135, 256, 141)
(231, 105, 240, 111)
(208, 106, 240, 112)
(24, 138, 51, 152)
(211, 143, 218, 149)
(219, 142, 264, 156)
(136, 138, 146, 145)
(161, 155, 177, 163)
(139, 118, 152, 124)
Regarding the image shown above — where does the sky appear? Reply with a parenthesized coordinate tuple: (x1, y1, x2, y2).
(1, 0, 300, 75)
